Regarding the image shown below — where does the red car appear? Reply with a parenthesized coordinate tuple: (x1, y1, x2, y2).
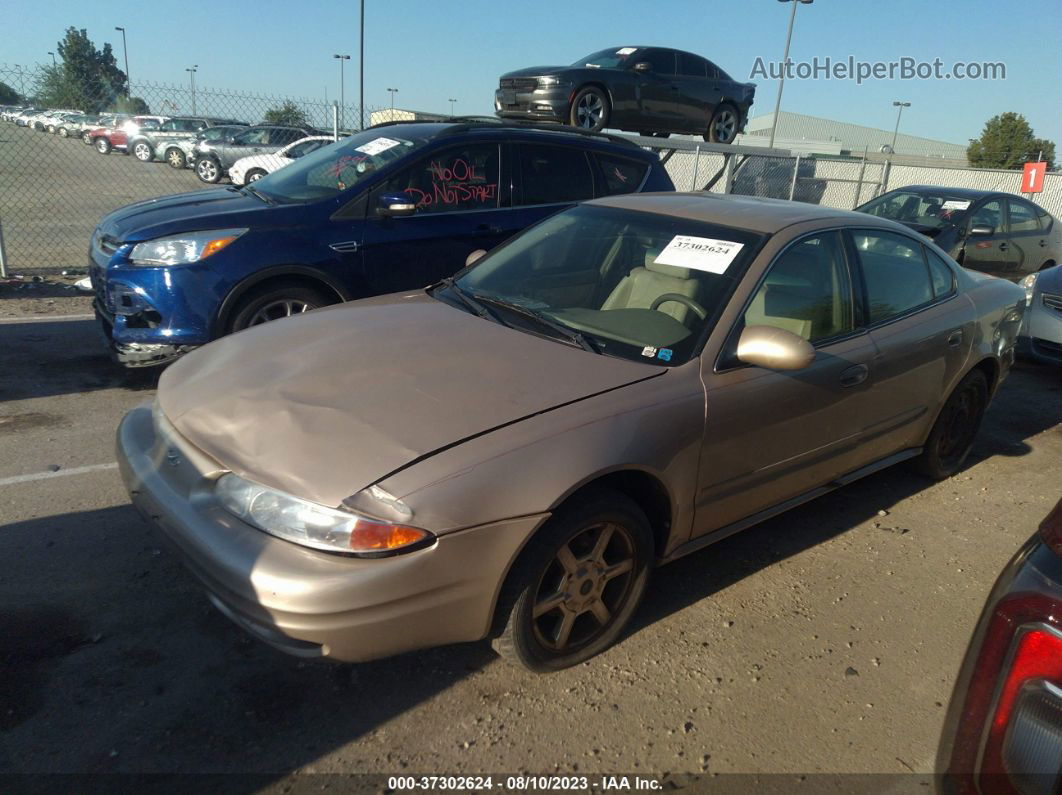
(91, 115, 167, 155)
(938, 498, 1062, 793)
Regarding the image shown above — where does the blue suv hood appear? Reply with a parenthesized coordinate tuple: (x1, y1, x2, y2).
(98, 187, 284, 243)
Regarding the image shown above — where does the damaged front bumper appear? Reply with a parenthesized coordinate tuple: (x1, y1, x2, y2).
(94, 303, 195, 367)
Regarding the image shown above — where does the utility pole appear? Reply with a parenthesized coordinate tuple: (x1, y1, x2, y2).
(768, 0, 813, 149)
(449, 98, 457, 117)
(48, 52, 56, 66)
(359, 0, 365, 130)
(114, 26, 130, 88)
(890, 101, 911, 154)
(334, 54, 350, 130)
(387, 87, 398, 119)
(185, 65, 198, 115)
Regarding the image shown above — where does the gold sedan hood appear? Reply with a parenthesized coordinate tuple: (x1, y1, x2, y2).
(158, 292, 664, 507)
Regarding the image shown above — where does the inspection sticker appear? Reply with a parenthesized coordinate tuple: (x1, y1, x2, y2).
(654, 236, 744, 274)
(355, 137, 402, 156)
(941, 199, 971, 211)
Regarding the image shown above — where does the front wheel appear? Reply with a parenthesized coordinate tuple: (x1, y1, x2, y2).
(82, 131, 93, 144)
(569, 86, 610, 133)
(132, 141, 154, 162)
(58, 127, 69, 138)
(95, 138, 111, 154)
(165, 148, 186, 169)
(910, 369, 988, 479)
(195, 157, 222, 183)
(492, 489, 652, 672)
(245, 168, 267, 183)
(705, 103, 740, 144)
(228, 283, 332, 332)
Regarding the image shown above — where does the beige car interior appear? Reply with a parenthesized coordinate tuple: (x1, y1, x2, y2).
(601, 250, 701, 324)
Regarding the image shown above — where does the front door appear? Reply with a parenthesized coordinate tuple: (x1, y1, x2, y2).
(696, 230, 876, 535)
(633, 49, 680, 129)
(359, 142, 512, 295)
(961, 198, 1016, 278)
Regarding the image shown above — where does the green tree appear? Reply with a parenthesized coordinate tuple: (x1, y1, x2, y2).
(967, 112, 1055, 169)
(34, 27, 128, 113)
(0, 81, 20, 104)
(109, 95, 151, 114)
(263, 100, 309, 127)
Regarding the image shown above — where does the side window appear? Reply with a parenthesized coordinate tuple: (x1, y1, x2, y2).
(744, 232, 854, 343)
(160, 120, 178, 132)
(853, 231, 935, 323)
(287, 140, 326, 159)
(268, 129, 302, 146)
(925, 248, 957, 298)
(705, 61, 721, 80)
(236, 128, 270, 145)
(969, 199, 1004, 232)
(679, 53, 707, 78)
(1036, 205, 1052, 232)
(1008, 200, 1041, 233)
(641, 49, 676, 75)
(594, 154, 648, 196)
(517, 144, 594, 205)
(377, 144, 500, 214)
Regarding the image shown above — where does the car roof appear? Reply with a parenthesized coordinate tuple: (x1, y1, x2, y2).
(589, 192, 907, 234)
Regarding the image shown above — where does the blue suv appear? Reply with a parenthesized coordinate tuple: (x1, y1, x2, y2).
(89, 120, 675, 366)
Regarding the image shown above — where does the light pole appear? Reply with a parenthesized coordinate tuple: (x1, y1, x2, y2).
(358, 0, 365, 130)
(768, 0, 813, 150)
(334, 54, 350, 130)
(387, 87, 398, 118)
(114, 26, 130, 88)
(185, 65, 198, 115)
(889, 101, 911, 154)
(48, 52, 56, 66)
(448, 98, 457, 117)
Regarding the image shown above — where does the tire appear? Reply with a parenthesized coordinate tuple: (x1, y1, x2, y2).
(910, 369, 988, 480)
(165, 147, 186, 169)
(569, 86, 610, 133)
(58, 127, 69, 138)
(132, 141, 154, 162)
(705, 103, 740, 144)
(195, 157, 222, 183)
(46, 125, 56, 134)
(228, 283, 333, 332)
(95, 137, 111, 154)
(245, 168, 267, 183)
(491, 489, 653, 672)
(82, 131, 93, 144)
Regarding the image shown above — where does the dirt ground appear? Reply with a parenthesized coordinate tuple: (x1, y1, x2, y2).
(1, 287, 1060, 790)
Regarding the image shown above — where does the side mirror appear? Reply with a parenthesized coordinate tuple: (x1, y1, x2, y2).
(633, 61, 652, 73)
(736, 325, 815, 371)
(377, 192, 416, 218)
(465, 249, 487, 268)
(969, 224, 993, 236)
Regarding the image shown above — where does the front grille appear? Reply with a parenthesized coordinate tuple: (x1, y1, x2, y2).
(1042, 292, 1062, 312)
(499, 78, 538, 91)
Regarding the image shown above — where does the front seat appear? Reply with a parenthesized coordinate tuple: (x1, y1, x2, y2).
(601, 252, 699, 324)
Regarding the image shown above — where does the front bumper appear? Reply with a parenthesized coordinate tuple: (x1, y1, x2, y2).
(494, 84, 571, 122)
(116, 403, 546, 662)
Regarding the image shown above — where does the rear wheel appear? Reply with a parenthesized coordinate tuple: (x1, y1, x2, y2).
(95, 137, 111, 154)
(195, 157, 222, 183)
(165, 147, 186, 169)
(58, 127, 69, 138)
(492, 489, 652, 672)
(705, 103, 740, 144)
(911, 369, 988, 479)
(245, 168, 267, 183)
(569, 86, 610, 133)
(132, 141, 154, 162)
(228, 283, 333, 332)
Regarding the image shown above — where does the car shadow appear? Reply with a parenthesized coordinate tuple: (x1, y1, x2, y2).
(0, 319, 159, 402)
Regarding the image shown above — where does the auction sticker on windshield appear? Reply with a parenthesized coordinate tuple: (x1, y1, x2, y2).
(942, 200, 971, 211)
(654, 236, 744, 274)
(355, 137, 402, 156)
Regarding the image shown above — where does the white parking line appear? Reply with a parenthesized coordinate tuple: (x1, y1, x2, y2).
(0, 313, 96, 324)
(0, 462, 118, 486)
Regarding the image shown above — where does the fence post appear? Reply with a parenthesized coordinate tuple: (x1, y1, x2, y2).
(0, 218, 8, 279)
(332, 101, 339, 139)
(788, 155, 801, 201)
(880, 160, 892, 196)
(690, 145, 700, 192)
(853, 146, 869, 209)
(722, 154, 735, 194)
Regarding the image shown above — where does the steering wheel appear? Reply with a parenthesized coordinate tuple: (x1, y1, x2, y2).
(650, 293, 707, 320)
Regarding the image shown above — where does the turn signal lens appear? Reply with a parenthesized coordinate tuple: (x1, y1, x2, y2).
(201, 235, 238, 259)
(349, 523, 430, 552)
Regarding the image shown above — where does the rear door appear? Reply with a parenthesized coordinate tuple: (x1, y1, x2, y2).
(672, 52, 716, 132)
(359, 141, 510, 294)
(849, 228, 973, 460)
(961, 198, 1016, 278)
(1007, 197, 1049, 276)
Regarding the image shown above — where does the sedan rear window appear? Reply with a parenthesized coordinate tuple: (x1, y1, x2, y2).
(453, 204, 764, 365)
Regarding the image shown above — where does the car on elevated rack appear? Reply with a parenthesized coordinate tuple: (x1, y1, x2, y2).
(496, 45, 755, 141)
(856, 186, 1061, 281)
(116, 191, 1024, 671)
(128, 116, 246, 163)
(89, 119, 674, 366)
(228, 135, 335, 186)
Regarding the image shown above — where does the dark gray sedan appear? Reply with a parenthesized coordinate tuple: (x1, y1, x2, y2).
(495, 46, 755, 141)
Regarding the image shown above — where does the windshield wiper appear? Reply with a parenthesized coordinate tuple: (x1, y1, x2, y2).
(471, 294, 599, 354)
(437, 277, 504, 325)
(243, 185, 277, 206)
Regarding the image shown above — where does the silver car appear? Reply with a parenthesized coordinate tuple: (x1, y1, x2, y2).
(1019, 264, 1062, 364)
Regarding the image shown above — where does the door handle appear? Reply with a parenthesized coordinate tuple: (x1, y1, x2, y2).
(947, 329, 963, 348)
(475, 224, 502, 235)
(1040, 239, 1048, 247)
(839, 364, 868, 387)
(998, 242, 1009, 251)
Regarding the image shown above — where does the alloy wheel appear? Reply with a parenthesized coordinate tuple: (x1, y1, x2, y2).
(576, 93, 604, 129)
(134, 143, 152, 161)
(530, 521, 636, 652)
(713, 109, 738, 143)
(167, 150, 184, 168)
(247, 299, 312, 325)
(197, 160, 218, 181)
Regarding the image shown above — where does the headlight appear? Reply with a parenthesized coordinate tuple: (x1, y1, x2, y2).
(128, 228, 246, 266)
(537, 76, 571, 88)
(214, 473, 434, 556)
(1020, 272, 1039, 304)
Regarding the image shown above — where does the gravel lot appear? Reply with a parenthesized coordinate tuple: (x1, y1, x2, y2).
(0, 124, 202, 274)
(1, 286, 1060, 788)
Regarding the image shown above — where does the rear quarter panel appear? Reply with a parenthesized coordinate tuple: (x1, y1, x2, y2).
(961, 270, 1026, 383)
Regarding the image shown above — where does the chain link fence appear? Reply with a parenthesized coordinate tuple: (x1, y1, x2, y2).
(0, 63, 382, 276)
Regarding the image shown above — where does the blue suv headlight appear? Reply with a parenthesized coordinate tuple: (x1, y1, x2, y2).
(128, 228, 247, 266)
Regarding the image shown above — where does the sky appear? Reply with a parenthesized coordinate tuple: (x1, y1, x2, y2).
(3, 0, 1060, 147)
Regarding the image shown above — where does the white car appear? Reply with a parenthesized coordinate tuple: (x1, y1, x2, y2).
(228, 135, 335, 186)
